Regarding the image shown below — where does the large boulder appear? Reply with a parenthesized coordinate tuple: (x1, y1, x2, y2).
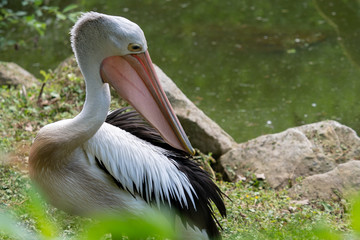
(0, 61, 38, 87)
(220, 120, 360, 188)
(289, 160, 360, 200)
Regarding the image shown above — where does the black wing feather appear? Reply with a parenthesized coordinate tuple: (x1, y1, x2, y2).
(101, 107, 226, 239)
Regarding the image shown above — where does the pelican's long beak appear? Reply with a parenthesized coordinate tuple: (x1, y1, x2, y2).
(100, 51, 195, 155)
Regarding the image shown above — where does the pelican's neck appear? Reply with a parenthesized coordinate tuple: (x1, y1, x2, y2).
(29, 56, 111, 172)
(72, 56, 111, 142)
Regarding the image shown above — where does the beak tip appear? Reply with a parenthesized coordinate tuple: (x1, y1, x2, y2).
(188, 148, 195, 156)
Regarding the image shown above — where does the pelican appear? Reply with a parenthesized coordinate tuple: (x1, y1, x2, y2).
(29, 12, 226, 239)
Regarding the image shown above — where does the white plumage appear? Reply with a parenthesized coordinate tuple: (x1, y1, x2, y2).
(84, 122, 197, 209)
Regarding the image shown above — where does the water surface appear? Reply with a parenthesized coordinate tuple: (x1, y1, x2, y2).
(2, 0, 360, 143)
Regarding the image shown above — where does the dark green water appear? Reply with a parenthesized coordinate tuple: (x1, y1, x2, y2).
(2, 0, 360, 143)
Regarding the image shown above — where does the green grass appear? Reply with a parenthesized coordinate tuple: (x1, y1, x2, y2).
(219, 180, 350, 239)
(0, 64, 357, 239)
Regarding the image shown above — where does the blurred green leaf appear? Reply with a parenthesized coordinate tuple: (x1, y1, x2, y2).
(34, 0, 43, 7)
(351, 194, 360, 234)
(33, 22, 46, 35)
(35, 8, 42, 17)
(0, 212, 37, 240)
(15, 11, 27, 17)
(81, 210, 175, 240)
(313, 223, 342, 240)
(56, 12, 66, 21)
(0, 0, 8, 8)
(68, 12, 82, 23)
(26, 186, 58, 239)
(63, 4, 78, 13)
(25, 14, 35, 22)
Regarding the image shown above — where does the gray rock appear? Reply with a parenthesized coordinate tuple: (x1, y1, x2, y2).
(220, 120, 360, 188)
(0, 62, 38, 87)
(289, 160, 360, 200)
(154, 65, 236, 157)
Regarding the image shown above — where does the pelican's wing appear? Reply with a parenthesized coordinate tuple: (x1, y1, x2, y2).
(84, 107, 226, 238)
(84, 121, 196, 209)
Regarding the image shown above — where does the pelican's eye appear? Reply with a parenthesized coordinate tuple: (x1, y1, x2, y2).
(128, 43, 142, 52)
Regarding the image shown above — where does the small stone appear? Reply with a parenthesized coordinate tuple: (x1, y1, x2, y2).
(236, 175, 246, 182)
(290, 199, 309, 205)
(255, 173, 266, 180)
(288, 206, 297, 213)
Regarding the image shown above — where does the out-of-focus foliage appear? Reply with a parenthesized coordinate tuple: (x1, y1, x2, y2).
(0, 0, 80, 49)
(0, 179, 175, 240)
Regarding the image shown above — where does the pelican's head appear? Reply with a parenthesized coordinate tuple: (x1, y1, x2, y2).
(71, 12, 147, 60)
(71, 12, 194, 155)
